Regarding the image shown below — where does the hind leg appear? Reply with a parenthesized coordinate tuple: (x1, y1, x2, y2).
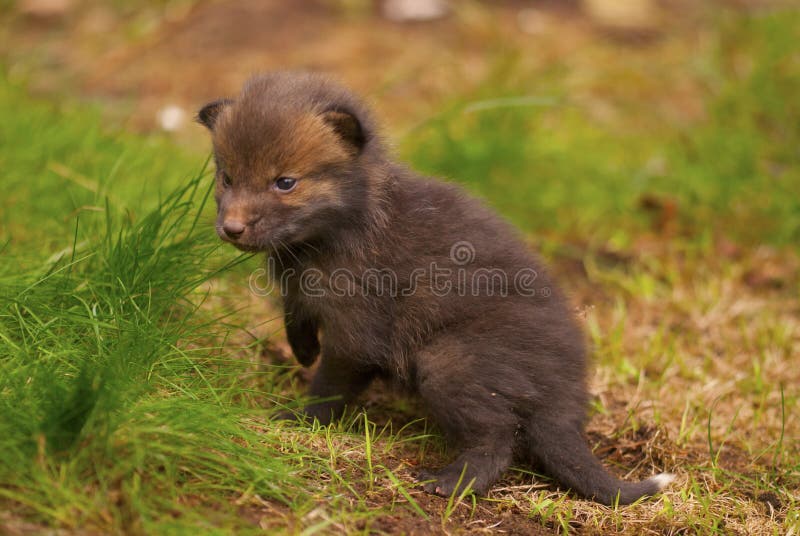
(415, 340, 518, 496)
(418, 443, 514, 496)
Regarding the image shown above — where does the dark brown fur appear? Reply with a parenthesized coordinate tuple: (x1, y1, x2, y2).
(198, 72, 673, 505)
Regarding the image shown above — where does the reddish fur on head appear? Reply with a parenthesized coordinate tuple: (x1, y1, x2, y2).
(197, 72, 382, 251)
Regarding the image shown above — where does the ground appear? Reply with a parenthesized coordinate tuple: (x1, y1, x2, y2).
(0, 0, 798, 534)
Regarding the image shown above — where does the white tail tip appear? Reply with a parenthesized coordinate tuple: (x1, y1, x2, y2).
(650, 472, 676, 490)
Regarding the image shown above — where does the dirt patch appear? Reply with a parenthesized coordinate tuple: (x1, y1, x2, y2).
(4, 0, 775, 143)
(77, 0, 550, 137)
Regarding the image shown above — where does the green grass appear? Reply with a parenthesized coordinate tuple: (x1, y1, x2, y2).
(0, 75, 445, 535)
(0, 7, 799, 535)
(402, 10, 800, 248)
(0, 142, 307, 532)
(0, 77, 206, 257)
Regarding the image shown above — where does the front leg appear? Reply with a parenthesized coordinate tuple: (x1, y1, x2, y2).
(285, 311, 320, 367)
(301, 355, 376, 425)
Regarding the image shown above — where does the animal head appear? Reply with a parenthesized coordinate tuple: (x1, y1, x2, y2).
(197, 72, 380, 252)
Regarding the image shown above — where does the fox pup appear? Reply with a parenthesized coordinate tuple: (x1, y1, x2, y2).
(197, 72, 673, 504)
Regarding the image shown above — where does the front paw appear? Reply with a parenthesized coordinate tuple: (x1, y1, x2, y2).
(417, 468, 480, 497)
(274, 408, 305, 422)
(273, 404, 335, 426)
(289, 336, 320, 367)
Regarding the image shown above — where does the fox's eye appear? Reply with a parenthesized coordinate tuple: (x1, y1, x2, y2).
(222, 173, 232, 188)
(275, 177, 297, 192)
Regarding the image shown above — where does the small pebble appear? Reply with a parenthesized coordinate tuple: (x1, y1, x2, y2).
(383, 0, 448, 22)
(157, 104, 187, 132)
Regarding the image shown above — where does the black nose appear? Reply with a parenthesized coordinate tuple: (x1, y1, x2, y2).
(222, 219, 246, 239)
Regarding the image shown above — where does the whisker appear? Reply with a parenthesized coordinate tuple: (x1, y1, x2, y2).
(269, 239, 285, 269)
(300, 240, 321, 255)
(278, 238, 303, 266)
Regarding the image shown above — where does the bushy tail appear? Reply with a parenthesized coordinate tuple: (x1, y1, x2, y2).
(528, 419, 674, 505)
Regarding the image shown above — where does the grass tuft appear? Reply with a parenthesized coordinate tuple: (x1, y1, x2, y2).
(0, 87, 312, 531)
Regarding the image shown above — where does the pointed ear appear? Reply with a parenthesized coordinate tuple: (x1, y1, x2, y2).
(321, 107, 367, 154)
(196, 98, 233, 130)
